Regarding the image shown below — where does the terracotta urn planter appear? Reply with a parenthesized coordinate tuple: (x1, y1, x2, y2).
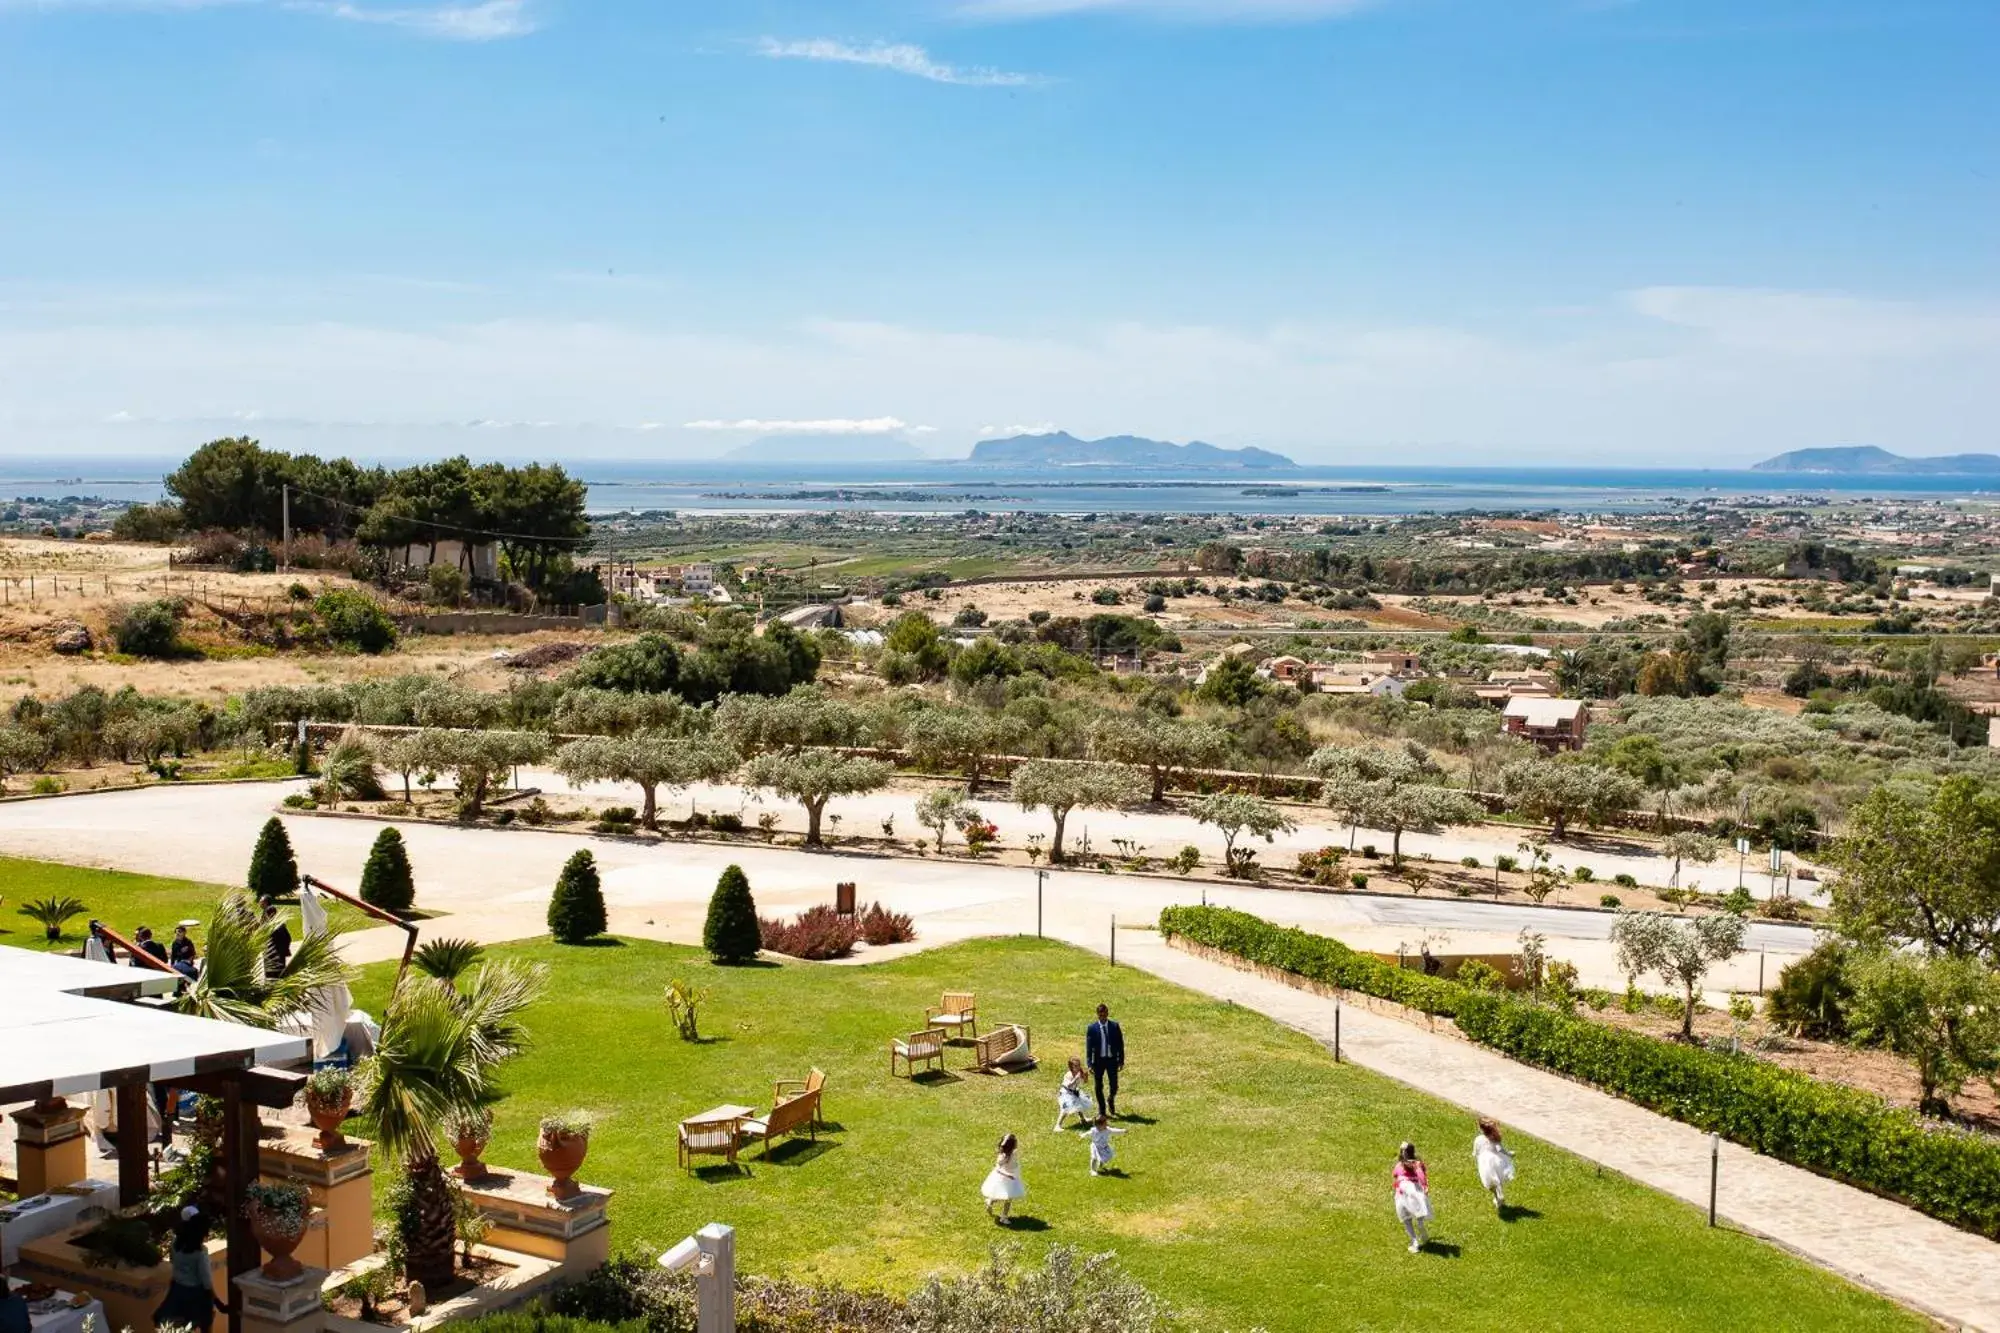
(248, 1198, 309, 1281)
(453, 1123, 492, 1182)
(537, 1128, 590, 1201)
(304, 1085, 354, 1152)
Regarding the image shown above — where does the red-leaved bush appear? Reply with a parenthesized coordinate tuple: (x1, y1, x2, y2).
(759, 905, 861, 960)
(858, 902, 916, 946)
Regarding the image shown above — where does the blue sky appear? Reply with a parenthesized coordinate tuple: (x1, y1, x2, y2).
(2, 0, 1996, 463)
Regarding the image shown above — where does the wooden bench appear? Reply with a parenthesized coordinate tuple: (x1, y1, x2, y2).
(890, 1028, 946, 1077)
(738, 1084, 820, 1158)
(972, 1023, 1033, 1073)
(926, 991, 979, 1041)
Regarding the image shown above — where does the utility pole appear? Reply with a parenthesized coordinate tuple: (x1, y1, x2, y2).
(281, 484, 291, 574)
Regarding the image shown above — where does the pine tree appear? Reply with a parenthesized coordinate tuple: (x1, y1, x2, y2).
(247, 817, 299, 901)
(358, 827, 415, 914)
(547, 850, 607, 945)
(703, 864, 761, 964)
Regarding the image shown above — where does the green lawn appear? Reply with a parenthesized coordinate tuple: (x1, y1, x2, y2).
(0, 855, 373, 953)
(353, 936, 1918, 1333)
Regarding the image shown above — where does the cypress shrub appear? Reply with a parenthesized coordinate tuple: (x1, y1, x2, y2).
(358, 827, 415, 914)
(703, 864, 761, 964)
(547, 850, 607, 944)
(247, 817, 299, 900)
(1161, 904, 2000, 1241)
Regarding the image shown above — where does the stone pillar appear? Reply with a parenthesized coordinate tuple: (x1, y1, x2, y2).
(11, 1100, 88, 1195)
(234, 1264, 328, 1333)
(459, 1169, 611, 1276)
(258, 1129, 374, 1272)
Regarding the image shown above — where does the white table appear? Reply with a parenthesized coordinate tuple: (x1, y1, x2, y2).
(0, 1181, 117, 1267)
(8, 1278, 109, 1333)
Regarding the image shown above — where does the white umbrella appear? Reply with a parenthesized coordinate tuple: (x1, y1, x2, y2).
(297, 883, 354, 1061)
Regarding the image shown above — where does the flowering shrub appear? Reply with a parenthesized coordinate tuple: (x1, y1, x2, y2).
(760, 905, 861, 960)
(858, 902, 916, 946)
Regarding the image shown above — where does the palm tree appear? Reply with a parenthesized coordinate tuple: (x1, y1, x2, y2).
(171, 892, 351, 1028)
(358, 960, 544, 1289)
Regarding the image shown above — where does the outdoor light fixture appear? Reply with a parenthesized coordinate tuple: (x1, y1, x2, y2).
(659, 1223, 735, 1333)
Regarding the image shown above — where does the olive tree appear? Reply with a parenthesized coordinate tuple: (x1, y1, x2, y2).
(1609, 909, 1748, 1040)
(414, 728, 548, 819)
(1661, 830, 1722, 890)
(1846, 949, 2000, 1117)
(551, 731, 737, 830)
(549, 688, 698, 738)
(917, 786, 974, 853)
(1500, 757, 1644, 841)
(1011, 760, 1145, 865)
(743, 750, 892, 846)
(1091, 713, 1229, 803)
(905, 707, 1020, 792)
(1190, 792, 1296, 877)
(1309, 743, 1481, 864)
(1829, 776, 2000, 965)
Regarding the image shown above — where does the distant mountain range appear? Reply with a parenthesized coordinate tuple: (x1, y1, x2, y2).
(968, 431, 1296, 470)
(725, 434, 930, 463)
(1752, 445, 2000, 475)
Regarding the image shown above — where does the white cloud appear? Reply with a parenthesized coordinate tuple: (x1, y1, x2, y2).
(958, 0, 1377, 21)
(295, 0, 534, 39)
(756, 37, 1037, 87)
(0, 0, 536, 39)
(683, 416, 916, 435)
(7, 287, 1999, 463)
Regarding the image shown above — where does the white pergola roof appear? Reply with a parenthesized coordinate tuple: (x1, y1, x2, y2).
(0, 947, 309, 1104)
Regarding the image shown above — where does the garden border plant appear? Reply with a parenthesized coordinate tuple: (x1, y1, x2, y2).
(1158, 905, 2000, 1241)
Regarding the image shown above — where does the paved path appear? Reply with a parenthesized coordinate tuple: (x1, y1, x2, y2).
(5, 783, 1989, 1326)
(1121, 931, 2000, 1333)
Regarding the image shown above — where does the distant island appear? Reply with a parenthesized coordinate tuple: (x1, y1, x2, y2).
(725, 434, 929, 463)
(968, 431, 1296, 470)
(1752, 445, 2000, 475)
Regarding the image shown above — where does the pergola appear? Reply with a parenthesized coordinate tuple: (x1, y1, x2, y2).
(2, 949, 311, 1333)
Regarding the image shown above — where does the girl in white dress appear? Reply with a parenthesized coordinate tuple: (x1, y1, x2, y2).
(1055, 1058, 1092, 1131)
(1474, 1118, 1516, 1211)
(1087, 1114, 1128, 1176)
(981, 1133, 1026, 1224)
(1392, 1141, 1432, 1253)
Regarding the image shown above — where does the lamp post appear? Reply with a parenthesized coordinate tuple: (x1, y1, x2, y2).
(1035, 869, 1046, 939)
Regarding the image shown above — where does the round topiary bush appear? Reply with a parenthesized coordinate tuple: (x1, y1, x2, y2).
(247, 817, 299, 900)
(548, 850, 607, 944)
(703, 864, 761, 964)
(358, 827, 415, 914)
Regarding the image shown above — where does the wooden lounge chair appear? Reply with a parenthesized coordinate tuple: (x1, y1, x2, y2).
(772, 1068, 827, 1120)
(890, 1028, 946, 1077)
(972, 1023, 1034, 1073)
(738, 1076, 822, 1158)
(925, 991, 979, 1040)
(678, 1116, 742, 1171)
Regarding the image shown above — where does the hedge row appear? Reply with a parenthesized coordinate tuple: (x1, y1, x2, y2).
(1158, 904, 2000, 1241)
(1157, 904, 1467, 1017)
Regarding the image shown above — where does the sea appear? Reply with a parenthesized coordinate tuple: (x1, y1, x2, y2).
(5, 456, 1998, 518)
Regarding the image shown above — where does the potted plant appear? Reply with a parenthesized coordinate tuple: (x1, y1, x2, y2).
(243, 1182, 311, 1281)
(303, 1067, 356, 1151)
(447, 1107, 493, 1183)
(536, 1111, 594, 1200)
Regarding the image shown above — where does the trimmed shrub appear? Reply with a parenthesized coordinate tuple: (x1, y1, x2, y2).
(703, 864, 761, 963)
(548, 850, 607, 944)
(247, 817, 298, 900)
(1159, 906, 1465, 1017)
(1613, 872, 1638, 887)
(1599, 893, 1622, 908)
(314, 590, 398, 654)
(760, 906, 860, 961)
(358, 827, 415, 914)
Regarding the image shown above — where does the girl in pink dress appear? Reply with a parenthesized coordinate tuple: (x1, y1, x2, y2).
(1393, 1141, 1433, 1253)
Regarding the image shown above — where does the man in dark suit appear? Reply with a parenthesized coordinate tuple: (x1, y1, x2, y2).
(1085, 1003, 1125, 1118)
(132, 926, 170, 967)
(262, 899, 292, 974)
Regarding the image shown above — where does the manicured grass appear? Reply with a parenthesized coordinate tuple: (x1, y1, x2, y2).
(352, 936, 1919, 1333)
(0, 855, 371, 953)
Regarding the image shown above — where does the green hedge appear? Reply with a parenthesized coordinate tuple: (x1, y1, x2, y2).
(1158, 905, 1467, 1017)
(1159, 904, 2000, 1241)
